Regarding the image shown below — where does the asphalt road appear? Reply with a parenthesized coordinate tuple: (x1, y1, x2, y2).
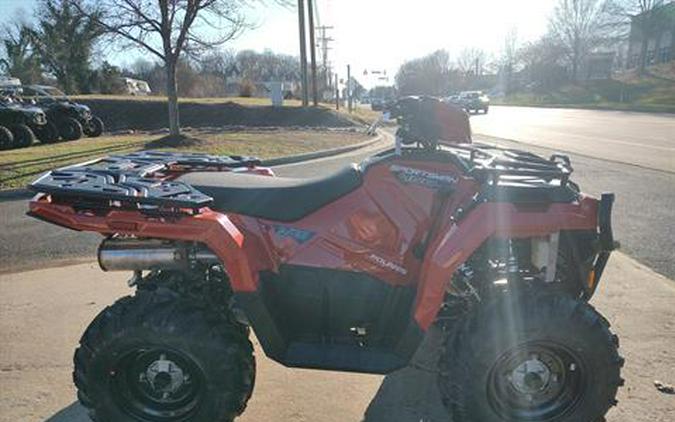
(471, 106, 675, 173)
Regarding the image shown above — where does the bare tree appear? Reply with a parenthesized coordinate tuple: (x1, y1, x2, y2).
(457, 47, 487, 76)
(610, 0, 669, 74)
(72, 0, 250, 136)
(518, 36, 569, 91)
(549, 0, 615, 81)
(500, 28, 520, 94)
(395, 50, 454, 96)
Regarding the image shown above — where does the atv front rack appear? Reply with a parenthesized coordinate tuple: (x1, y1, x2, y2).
(29, 150, 262, 209)
(450, 143, 573, 183)
(433, 143, 578, 205)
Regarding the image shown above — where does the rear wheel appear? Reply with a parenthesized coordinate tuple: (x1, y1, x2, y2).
(0, 125, 14, 150)
(438, 293, 623, 422)
(84, 116, 104, 137)
(11, 124, 35, 148)
(34, 122, 60, 143)
(74, 288, 256, 422)
(58, 117, 83, 141)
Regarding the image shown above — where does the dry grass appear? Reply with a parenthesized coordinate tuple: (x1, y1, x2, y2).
(0, 128, 369, 190)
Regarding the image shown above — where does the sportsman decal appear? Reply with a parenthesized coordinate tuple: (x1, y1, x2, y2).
(389, 164, 457, 189)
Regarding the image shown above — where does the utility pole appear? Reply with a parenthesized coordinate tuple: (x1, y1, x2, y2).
(335, 74, 339, 110)
(307, 0, 318, 106)
(347, 64, 352, 113)
(297, 0, 309, 106)
(316, 25, 334, 89)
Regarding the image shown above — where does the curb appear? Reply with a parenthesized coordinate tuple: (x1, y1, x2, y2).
(0, 189, 33, 201)
(261, 133, 383, 166)
(0, 133, 384, 201)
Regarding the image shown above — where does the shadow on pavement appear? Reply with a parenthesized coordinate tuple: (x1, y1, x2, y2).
(45, 402, 90, 422)
(364, 325, 450, 422)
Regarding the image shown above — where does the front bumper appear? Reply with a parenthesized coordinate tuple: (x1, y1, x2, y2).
(589, 193, 619, 295)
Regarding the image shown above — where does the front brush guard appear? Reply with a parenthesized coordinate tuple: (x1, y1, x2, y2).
(590, 193, 619, 296)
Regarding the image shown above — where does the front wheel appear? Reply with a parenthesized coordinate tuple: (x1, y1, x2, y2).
(0, 125, 14, 150)
(34, 121, 60, 143)
(58, 117, 83, 141)
(84, 116, 104, 137)
(11, 124, 36, 148)
(74, 289, 256, 422)
(438, 293, 623, 422)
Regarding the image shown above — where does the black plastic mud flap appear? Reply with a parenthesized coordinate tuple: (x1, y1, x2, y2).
(592, 193, 618, 294)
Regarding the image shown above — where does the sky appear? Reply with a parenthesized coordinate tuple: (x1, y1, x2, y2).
(1, 0, 558, 87)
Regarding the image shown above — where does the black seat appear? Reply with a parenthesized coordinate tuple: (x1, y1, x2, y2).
(179, 164, 362, 221)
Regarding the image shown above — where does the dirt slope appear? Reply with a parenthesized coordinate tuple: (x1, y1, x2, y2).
(78, 98, 358, 132)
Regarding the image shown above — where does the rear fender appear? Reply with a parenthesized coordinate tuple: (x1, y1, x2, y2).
(413, 197, 599, 329)
(28, 197, 259, 291)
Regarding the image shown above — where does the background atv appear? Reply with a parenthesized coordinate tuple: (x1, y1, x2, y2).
(22, 85, 104, 141)
(0, 124, 13, 150)
(28, 98, 622, 422)
(0, 94, 47, 148)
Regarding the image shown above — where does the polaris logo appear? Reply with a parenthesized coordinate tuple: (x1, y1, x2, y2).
(368, 254, 408, 275)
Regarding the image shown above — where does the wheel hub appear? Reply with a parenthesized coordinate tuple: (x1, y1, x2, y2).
(112, 348, 204, 420)
(488, 342, 585, 420)
(509, 356, 552, 395)
(140, 354, 188, 400)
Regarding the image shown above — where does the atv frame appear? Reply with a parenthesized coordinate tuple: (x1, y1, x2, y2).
(29, 146, 617, 375)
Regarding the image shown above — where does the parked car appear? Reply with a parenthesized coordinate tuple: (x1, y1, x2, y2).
(22, 85, 104, 140)
(445, 94, 462, 105)
(0, 94, 48, 148)
(120, 77, 152, 96)
(371, 97, 386, 111)
(459, 90, 490, 114)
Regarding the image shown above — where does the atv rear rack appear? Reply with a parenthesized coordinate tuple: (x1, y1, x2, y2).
(29, 150, 262, 209)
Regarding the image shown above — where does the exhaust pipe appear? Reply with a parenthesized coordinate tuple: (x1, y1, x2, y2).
(98, 238, 219, 271)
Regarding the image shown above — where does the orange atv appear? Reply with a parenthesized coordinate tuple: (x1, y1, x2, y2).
(28, 97, 622, 422)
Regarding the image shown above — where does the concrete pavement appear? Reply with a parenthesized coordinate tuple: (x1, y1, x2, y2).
(471, 106, 675, 173)
(1, 252, 673, 422)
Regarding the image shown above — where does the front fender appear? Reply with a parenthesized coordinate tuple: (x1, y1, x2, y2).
(413, 197, 599, 330)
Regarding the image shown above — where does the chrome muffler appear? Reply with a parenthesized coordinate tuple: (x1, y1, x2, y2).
(98, 238, 219, 271)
